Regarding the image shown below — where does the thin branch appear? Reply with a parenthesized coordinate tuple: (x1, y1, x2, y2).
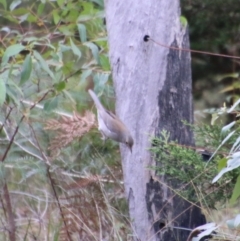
(47, 169, 73, 241)
(0, 90, 52, 241)
(0, 107, 13, 134)
(3, 183, 16, 241)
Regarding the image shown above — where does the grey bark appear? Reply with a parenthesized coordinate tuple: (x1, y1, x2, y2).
(105, 1, 205, 241)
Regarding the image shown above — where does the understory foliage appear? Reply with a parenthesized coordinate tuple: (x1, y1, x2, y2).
(151, 103, 240, 240)
(1, 0, 240, 241)
(0, 0, 130, 241)
(151, 126, 240, 209)
(182, 0, 240, 110)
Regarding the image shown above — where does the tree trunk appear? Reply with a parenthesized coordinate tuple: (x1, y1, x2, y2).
(105, 1, 206, 241)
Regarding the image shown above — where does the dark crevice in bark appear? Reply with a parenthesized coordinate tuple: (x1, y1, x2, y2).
(146, 31, 206, 241)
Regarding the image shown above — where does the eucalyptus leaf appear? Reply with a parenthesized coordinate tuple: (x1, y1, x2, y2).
(5, 83, 20, 106)
(79, 69, 92, 85)
(10, 0, 21, 11)
(54, 81, 66, 91)
(20, 54, 32, 85)
(0, 0, 7, 9)
(100, 55, 110, 70)
(212, 154, 240, 183)
(0, 80, 6, 106)
(77, 24, 87, 42)
(33, 50, 54, 79)
(217, 157, 227, 171)
(44, 97, 58, 112)
(89, 0, 104, 8)
(37, 3, 45, 15)
(0, 162, 6, 180)
(230, 175, 240, 204)
(52, 9, 60, 25)
(70, 38, 82, 60)
(57, 0, 64, 7)
(2, 44, 25, 66)
(93, 73, 109, 90)
(84, 42, 99, 64)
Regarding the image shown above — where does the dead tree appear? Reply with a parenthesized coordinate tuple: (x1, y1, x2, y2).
(105, 1, 206, 240)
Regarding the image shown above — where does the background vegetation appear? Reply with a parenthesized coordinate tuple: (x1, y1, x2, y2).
(182, 0, 240, 115)
(0, 0, 128, 240)
(0, 0, 240, 240)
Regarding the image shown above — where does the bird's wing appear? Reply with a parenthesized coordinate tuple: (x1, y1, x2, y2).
(88, 89, 130, 139)
(99, 109, 129, 136)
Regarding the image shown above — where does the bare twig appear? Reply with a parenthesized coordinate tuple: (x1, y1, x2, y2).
(3, 183, 16, 241)
(47, 168, 73, 241)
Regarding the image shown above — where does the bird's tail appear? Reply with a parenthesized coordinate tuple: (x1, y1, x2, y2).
(88, 89, 105, 111)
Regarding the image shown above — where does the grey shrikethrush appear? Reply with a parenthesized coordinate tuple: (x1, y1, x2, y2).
(88, 89, 134, 152)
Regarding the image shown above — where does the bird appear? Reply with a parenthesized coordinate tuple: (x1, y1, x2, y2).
(88, 89, 134, 152)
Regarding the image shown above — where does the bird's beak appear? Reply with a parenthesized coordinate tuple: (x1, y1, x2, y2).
(129, 145, 132, 153)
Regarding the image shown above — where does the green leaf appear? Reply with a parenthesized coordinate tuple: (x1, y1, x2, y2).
(27, 14, 38, 23)
(52, 9, 60, 25)
(84, 42, 99, 64)
(0, 0, 7, 9)
(44, 97, 58, 112)
(54, 81, 66, 91)
(93, 73, 109, 90)
(180, 16, 188, 27)
(0, 80, 6, 106)
(58, 25, 75, 36)
(79, 69, 92, 85)
(230, 175, 240, 204)
(216, 72, 239, 82)
(33, 50, 54, 79)
(100, 55, 110, 71)
(77, 24, 87, 42)
(217, 157, 227, 171)
(6, 84, 20, 105)
(10, 0, 21, 11)
(66, 9, 79, 22)
(212, 151, 240, 183)
(20, 54, 32, 85)
(5, 76, 23, 106)
(37, 3, 45, 15)
(59, 44, 71, 52)
(57, 0, 64, 7)
(70, 38, 81, 60)
(81, 2, 94, 15)
(211, 112, 219, 125)
(18, 13, 28, 23)
(0, 162, 6, 180)
(2, 44, 25, 66)
(89, 0, 104, 8)
(11, 7, 28, 15)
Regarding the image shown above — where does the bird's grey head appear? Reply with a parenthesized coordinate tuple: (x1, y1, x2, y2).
(125, 135, 134, 152)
